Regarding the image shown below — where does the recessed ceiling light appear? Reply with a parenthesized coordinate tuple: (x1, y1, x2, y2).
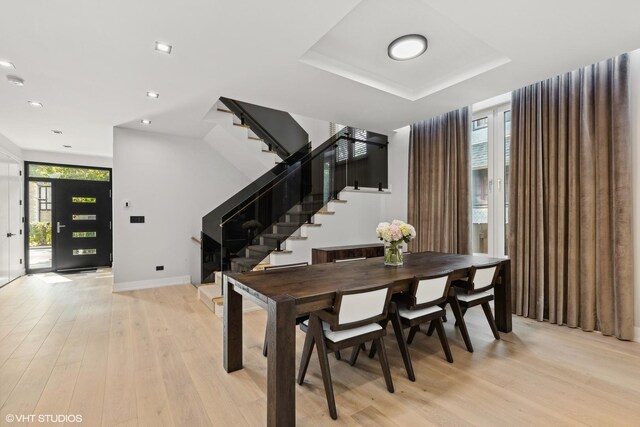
(147, 91, 160, 99)
(388, 34, 428, 61)
(63, 145, 72, 148)
(155, 41, 172, 54)
(6, 75, 24, 86)
(28, 101, 43, 107)
(141, 119, 151, 125)
(0, 60, 15, 69)
(52, 130, 63, 135)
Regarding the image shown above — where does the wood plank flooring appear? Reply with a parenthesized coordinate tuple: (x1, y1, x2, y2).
(0, 271, 639, 426)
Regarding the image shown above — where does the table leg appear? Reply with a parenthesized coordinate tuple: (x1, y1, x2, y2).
(224, 278, 243, 372)
(494, 259, 512, 332)
(267, 295, 296, 427)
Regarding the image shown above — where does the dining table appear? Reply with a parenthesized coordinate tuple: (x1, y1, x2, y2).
(223, 251, 511, 426)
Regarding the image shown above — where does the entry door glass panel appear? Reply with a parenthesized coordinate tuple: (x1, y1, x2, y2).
(54, 180, 111, 270)
(28, 181, 53, 269)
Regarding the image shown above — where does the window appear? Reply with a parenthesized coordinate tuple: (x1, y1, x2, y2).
(28, 164, 110, 181)
(471, 103, 510, 257)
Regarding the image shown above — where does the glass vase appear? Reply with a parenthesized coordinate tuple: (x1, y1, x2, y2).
(384, 242, 403, 267)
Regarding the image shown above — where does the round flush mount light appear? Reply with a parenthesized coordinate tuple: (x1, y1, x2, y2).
(62, 144, 72, 148)
(141, 119, 151, 125)
(6, 75, 24, 86)
(388, 34, 428, 61)
(52, 130, 63, 135)
(147, 91, 159, 99)
(28, 101, 43, 107)
(0, 60, 15, 69)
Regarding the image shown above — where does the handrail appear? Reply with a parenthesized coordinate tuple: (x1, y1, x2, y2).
(218, 128, 384, 226)
(219, 97, 310, 160)
(220, 97, 288, 158)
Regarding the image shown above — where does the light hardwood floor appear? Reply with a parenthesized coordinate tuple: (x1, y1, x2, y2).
(1, 271, 639, 426)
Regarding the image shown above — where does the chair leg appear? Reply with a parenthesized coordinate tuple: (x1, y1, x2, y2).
(407, 325, 419, 345)
(368, 342, 377, 358)
(334, 351, 341, 360)
(297, 319, 316, 385)
(433, 317, 454, 363)
(389, 302, 415, 381)
(426, 320, 436, 337)
(373, 337, 394, 393)
(262, 326, 268, 357)
(481, 302, 501, 340)
(349, 345, 361, 366)
(449, 296, 474, 353)
(311, 316, 337, 419)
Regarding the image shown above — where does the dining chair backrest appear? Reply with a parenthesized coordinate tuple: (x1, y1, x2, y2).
(334, 257, 366, 263)
(468, 262, 501, 293)
(263, 262, 309, 271)
(332, 283, 392, 330)
(410, 271, 453, 310)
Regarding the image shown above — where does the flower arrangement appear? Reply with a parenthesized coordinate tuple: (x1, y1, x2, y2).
(376, 220, 416, 266)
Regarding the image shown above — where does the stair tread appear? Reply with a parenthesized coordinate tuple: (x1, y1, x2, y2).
(262, 233, 307, 240)
(217, 108, 233, 114)
(232, 257, 263, 266)
(233, 123, 251, 128)
(248, 136, 263, 141)
(248, 245, 274, 252)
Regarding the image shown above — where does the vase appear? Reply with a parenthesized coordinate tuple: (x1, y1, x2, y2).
(384, 242, 403, 267)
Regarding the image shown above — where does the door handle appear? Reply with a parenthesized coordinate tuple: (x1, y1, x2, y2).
(57, 222, 66, 233)
(6, 233, 15, 237)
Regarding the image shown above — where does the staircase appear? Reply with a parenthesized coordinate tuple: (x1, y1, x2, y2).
(201, 97, 389, 280)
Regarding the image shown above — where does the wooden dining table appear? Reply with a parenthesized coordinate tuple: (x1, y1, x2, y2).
(223, 251, 511, 426)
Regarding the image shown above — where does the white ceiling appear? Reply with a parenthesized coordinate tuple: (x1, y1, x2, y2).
(1, 0, 640, 158)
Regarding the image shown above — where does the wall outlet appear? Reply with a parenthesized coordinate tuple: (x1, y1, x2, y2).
(156, 265, 164, 271)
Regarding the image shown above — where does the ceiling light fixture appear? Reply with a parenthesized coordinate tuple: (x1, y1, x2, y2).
(52, 130, 63, 135)
(147, 91, 160, 99)
(28, 101, 43, 107)
(141, 119, 151, 125)
(63, 145, 72, 148)
(0, 60, 15, 69)
(155, 41, 172, 54)
(6, 75, 24, 86)
(388, 34, 428, 61)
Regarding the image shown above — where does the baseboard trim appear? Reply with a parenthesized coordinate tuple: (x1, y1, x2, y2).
(113, 275, 191, 292)
(635, 326, 640, 343)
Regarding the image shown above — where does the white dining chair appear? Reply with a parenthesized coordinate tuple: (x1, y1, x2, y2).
(297, 283, 394, 420)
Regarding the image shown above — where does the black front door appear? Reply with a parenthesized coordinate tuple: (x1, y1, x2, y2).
(54, 180, 112, 271)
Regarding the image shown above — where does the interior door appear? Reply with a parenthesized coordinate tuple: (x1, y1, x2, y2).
(0, 153, 9, 285)
(8, 158, 22, 281)
(54, 180, 112, 271)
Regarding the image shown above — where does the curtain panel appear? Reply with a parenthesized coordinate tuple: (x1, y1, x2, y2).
(408, 108, 470, 254)
(509, 54, 635, 340)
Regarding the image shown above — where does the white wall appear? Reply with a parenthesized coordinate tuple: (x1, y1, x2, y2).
(23, 149, 112, 169)
(385, 126, 410, 222)
(0, 133, 23, 160)
(290, 113, 331, 149)
(630, 50, 640, 342)
(112, 127, 250, 291)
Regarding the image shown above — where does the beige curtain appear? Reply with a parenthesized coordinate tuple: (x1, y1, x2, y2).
(408, 108, 470, 254)
(509, 54, 635, 340)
